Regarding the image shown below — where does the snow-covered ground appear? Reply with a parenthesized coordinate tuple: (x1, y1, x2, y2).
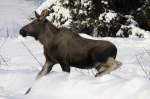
(0, 34, 150, 99)
(0, 0, 150, 99)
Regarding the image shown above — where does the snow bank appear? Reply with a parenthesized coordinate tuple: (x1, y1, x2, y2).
(27, 72, 150, 99)
(117, 21, 150, 38)
(129, 25, 150, 38)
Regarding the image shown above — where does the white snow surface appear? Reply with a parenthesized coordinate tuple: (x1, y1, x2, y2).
(0, 34, 150, 99)
(0, 0, 150, 99)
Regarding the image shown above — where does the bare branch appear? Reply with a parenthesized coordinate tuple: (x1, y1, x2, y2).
(136, 54, 149, 78)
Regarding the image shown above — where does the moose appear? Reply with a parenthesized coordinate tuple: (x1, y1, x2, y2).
(20, 9, 122, 93)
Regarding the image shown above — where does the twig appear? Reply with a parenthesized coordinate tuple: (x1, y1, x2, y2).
(143, 47, 150, 57)
(136, 55, 149, 78)
(20, 40, 43, 66)
(0, 28, 9, 66)
(0, 55, 9, 66)
(91, 69, 96, 76)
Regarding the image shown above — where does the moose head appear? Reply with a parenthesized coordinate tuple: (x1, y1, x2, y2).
(20, 9, 50, 39)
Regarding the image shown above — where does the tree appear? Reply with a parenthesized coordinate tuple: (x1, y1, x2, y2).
(45, 0, 149, 37)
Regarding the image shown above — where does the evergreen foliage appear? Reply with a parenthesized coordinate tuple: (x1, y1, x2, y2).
(46, 0, 149, 37)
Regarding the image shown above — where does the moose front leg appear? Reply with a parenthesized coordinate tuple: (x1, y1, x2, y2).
(60, 63, 70, 73)
(60, 60, 70, 73)
(57, 55, 70, 73)
(35, 49, 55, 80)
(25, 61, 54, 94)
(36, 61, 54, 80)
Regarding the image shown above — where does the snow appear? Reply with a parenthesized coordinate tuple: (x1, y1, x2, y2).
(99, 11, 117, 23)
(117, 24, 150, 38)
(0, 34, 150, 99)
(0, 0, 150, 99)
(0, 0, 40, 37)
(129, 25, 150, 38)
(117, 15, 150, 38)
(36, 0, 71, 27)
(101, 0, 108, 5)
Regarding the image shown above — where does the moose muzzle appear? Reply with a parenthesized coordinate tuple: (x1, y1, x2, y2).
(20, 29, 28, 37)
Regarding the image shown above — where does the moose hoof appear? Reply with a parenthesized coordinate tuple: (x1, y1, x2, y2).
(95, 72, 101, 77)
(25, 87, 31, 95)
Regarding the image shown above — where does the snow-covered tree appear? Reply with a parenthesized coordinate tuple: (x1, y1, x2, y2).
(38, 0, 150, 37)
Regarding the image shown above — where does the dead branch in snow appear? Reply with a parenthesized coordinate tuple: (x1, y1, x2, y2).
(136, 55, 149, 78)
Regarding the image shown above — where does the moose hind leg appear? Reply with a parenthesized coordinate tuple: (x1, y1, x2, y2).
(95, 57, 121, 77)
(95, 66, 107, 77)
(60, 62, 70, 73)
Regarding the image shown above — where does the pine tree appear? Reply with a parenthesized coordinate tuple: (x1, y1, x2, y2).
(46, 0, 149, 37)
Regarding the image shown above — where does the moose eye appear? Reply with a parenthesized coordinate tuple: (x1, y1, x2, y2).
(28, 17, 35, 21)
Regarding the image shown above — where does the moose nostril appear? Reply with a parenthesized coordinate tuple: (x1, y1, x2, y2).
(20, 29, 25, 34)
(20, 29, 27, 37)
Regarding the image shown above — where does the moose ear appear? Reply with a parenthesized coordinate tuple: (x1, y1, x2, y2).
(39, 9, 50, 21)
(35, 11, 40, 19)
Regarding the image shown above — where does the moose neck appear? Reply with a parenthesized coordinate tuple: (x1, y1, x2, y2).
(38, 21, 59, 47)
(47, 22, 59, 34)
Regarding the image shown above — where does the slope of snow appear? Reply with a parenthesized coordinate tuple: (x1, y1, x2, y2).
(0, 35, 150, 99)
